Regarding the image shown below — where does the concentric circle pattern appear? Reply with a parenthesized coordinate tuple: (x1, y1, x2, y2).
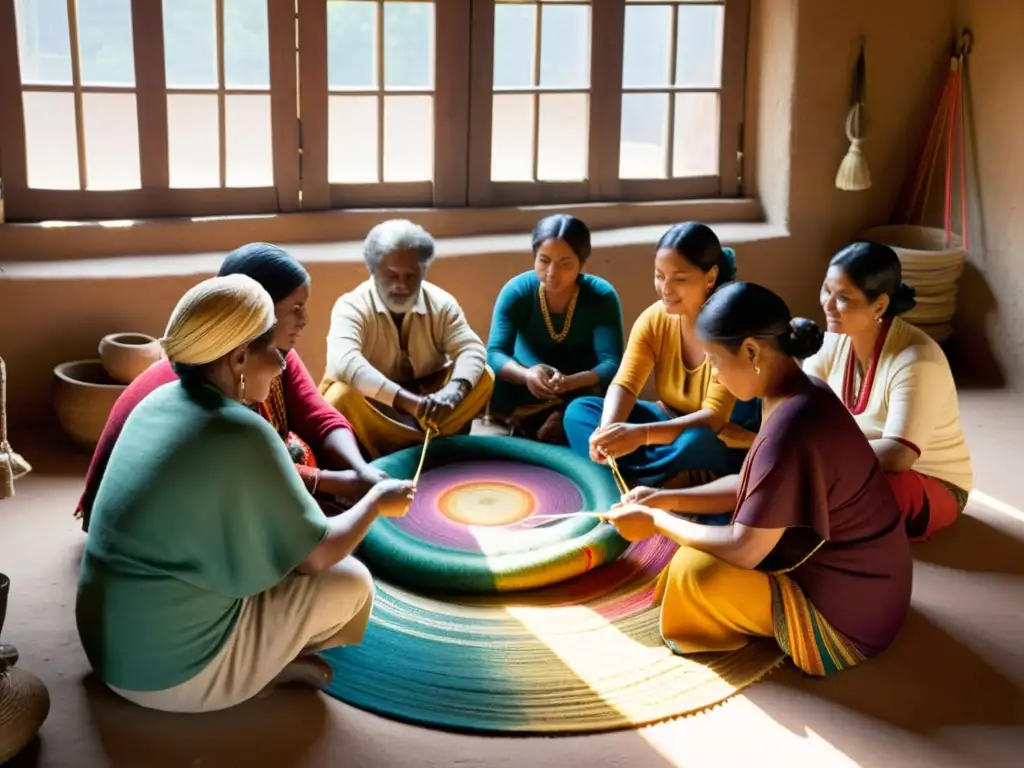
(322, 534, 785, 733)
(358, 436, 628, 594)
(436, 480, 535, 527)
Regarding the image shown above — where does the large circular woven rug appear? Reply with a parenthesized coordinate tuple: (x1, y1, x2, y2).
(322, 530, 785, 733)
(357, 436, 629, 594)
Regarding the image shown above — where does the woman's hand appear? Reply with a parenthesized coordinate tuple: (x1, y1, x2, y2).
(604, 504, 659, 542)
(619, 485, 663, 508)
(525, 365, 558, 400)
(318, 469, 365, 500)
(371, 479, 416, 518)
(589, 423, 645, 463)
(356, 465, 390, 486)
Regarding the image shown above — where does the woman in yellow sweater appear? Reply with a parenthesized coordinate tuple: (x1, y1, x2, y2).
(803, 241, 973, 541)
(564, 223, 759, 514)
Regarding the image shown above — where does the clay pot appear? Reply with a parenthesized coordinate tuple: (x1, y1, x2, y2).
(98, 332, 163, 384)
(0, 575, 51, 764)
(53, 360, 127, 450)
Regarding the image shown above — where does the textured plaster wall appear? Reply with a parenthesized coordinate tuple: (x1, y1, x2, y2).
(0, 0, 970, 431)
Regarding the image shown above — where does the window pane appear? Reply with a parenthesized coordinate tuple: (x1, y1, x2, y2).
(224, 0, 270, 89)
(383, 1, 433, 90)
(14, 0, 73, 85)
(675, 4, 723, 88)
(83, 93, 140, 189)
(163, 0, 217, 88)
(537, 93, 587, 181)
(384, 96, 432, 182)
(76, 0, 135, 86)
(620, 93, 667, 179)
(328, 95, 378, 182)
(328, 1, 376, 89)
(622, 4, 671, 88)
(225, 94, 273, 186)
(538, 4, 589, 88)
(23, 91, 79, 189)
(167, 94, 220, 187)
(672, 92, 719, 177)
(493, 3, 534, 88)
(491, 93, 534, 181)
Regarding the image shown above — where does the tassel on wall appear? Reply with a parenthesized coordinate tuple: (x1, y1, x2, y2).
(836, 40, 872, 191)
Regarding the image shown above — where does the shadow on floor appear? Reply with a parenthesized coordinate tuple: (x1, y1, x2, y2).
(75, 675, 331, 768)
(752, 607, 1019, 759)
(913, 512, 1024, 575)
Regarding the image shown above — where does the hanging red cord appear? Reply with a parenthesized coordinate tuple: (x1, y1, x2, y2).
(894, 31, 971, 254)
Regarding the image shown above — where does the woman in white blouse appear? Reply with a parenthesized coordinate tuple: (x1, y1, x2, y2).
(803, 241, 973, 541)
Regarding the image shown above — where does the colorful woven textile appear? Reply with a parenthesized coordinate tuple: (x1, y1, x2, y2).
(770, 575, 866, 676)
(322, 534, 785, 733)
(358, 436, 629, 593)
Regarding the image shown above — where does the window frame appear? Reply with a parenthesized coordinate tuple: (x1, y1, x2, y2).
(0, 0, 749, 223)
(295, 0, 471, 210)
(0, 0, 299, 221)
(467, 0, 749, 207)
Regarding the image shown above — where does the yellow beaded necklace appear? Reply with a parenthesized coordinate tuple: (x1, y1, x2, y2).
(539, 284, 579, 343)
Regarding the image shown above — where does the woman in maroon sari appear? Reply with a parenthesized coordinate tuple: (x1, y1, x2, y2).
(76, 243, 389, 530)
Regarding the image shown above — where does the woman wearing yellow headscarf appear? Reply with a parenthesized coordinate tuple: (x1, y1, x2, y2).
(76, 275, 415, 713)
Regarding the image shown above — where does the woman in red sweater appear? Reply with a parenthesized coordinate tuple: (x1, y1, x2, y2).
(75, 243, 389, 530)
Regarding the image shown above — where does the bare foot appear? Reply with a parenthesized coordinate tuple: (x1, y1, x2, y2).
(536, 410, 566, 444)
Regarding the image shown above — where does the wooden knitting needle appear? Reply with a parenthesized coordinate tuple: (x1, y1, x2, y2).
(602, 452, 630, 496)
(411, 425, 438, 487)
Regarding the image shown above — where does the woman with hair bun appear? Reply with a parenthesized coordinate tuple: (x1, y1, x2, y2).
(564, 222, 760, 492)
(805, 242, 973, 541)
(607, 282, 912, 676)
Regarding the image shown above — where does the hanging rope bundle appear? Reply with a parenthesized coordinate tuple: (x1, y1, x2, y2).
(0, 357, 32, 501)
(836, 41, 871, 191)
(894, 30, 971, 251)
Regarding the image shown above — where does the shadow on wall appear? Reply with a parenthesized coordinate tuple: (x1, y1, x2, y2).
(948, 261, 1006, 388)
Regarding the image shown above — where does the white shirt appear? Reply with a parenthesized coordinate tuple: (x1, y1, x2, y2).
(324, 279, 487, 407)
(803, 317, 973, 491)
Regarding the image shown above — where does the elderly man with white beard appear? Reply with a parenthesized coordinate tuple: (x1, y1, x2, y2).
(319, 219, 494, 458)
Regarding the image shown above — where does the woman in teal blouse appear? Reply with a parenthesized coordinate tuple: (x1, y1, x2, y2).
(486, 214, 625, 443)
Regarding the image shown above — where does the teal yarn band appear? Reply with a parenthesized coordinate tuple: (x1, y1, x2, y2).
(359, 435, 628, 594)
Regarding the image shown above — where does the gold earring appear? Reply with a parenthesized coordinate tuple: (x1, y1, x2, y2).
(876, 315, 884, 324)
(239, 372, 247, 402)
(754, 364, 761, 375)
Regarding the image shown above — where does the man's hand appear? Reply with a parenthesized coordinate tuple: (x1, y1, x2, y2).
(394, 389, 426, 419)
(421, 380, 469, 427)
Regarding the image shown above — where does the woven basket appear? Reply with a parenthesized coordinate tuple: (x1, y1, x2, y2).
(858, 225, 966, 341)
(0, 358, 32, 501)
